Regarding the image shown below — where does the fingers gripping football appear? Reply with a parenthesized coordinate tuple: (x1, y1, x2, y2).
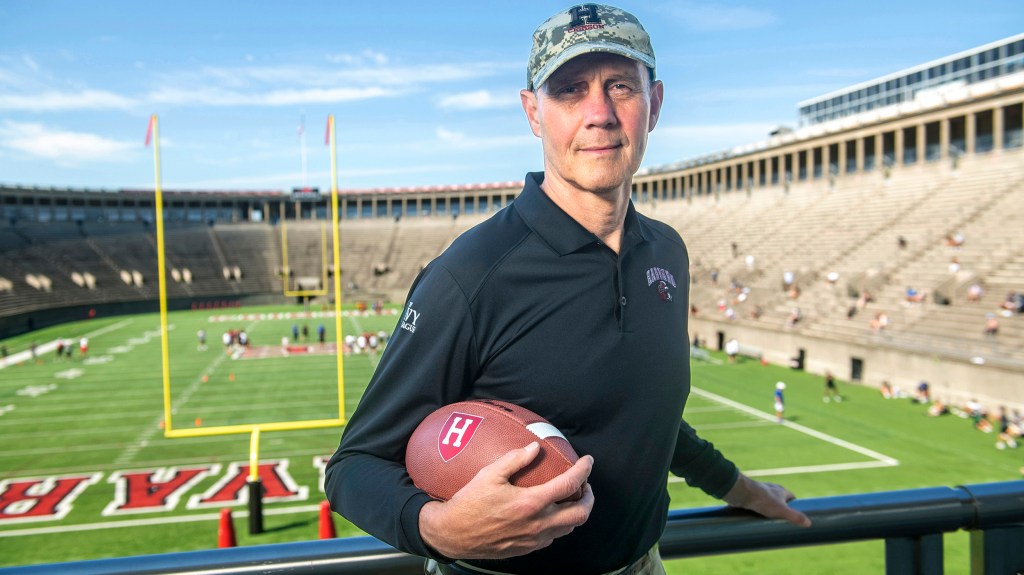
(419, 442, 595, 560)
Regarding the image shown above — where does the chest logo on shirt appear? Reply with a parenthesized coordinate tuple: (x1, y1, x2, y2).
(646, 267, 677, 302)
(437, 413, 484, 462)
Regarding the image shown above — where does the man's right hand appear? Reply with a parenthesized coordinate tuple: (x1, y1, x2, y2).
(418, 441, 595, 560)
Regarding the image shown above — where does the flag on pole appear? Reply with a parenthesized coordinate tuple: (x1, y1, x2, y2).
(324, 115, 332, 146)
(145, 115, 155, 147)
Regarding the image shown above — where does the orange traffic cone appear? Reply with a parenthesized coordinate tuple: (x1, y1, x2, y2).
(318, 500, 336, 539)
(218, 508, 237, 548)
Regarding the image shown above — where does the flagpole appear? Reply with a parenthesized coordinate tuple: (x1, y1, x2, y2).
(299, 111, 307, 188)
(148, 114, 173, 434)
(328, 114, 346, 421)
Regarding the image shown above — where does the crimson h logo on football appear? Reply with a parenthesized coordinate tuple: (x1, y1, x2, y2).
(438, 413, 483, 462)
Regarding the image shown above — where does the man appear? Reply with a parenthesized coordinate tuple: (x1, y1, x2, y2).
(823, 370, 841, 403)
(325, 5, 809, 574)
(775, 381, 787, 423)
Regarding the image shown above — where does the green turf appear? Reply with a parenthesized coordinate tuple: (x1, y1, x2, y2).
(0, 308, 1021, 573)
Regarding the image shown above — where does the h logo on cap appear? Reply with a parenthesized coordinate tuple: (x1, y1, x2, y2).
(568, 4, 603, 28)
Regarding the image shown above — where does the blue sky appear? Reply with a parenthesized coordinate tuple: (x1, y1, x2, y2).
(0, 1, 1020, 191)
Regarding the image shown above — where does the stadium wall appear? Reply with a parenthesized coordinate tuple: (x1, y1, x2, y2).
(692, 317, 1024, 413)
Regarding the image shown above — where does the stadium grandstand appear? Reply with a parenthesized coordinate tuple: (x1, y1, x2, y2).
(2, 33, 1022, 414)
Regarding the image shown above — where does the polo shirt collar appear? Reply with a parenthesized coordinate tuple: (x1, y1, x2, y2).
(514, 172, 651, 256)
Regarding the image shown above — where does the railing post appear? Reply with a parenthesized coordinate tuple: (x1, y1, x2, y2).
(969, 526, 1024, 575)
(885, 533, 944, 575)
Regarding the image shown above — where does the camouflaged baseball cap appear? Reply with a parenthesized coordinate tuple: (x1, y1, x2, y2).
(527, 4, 655, 91)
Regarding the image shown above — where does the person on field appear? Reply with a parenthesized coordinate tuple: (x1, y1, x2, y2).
(326, 5, 809, 574)
(775, 382, 786, 423)
(823, 371, 841, 403)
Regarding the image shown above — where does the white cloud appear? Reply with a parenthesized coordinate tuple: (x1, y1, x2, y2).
(148, 86, 400, 106)
(437, 90, 520, 111)
(665, 3, 777, 31)
(434, 127, 535, 150)
(0, 120, 136, 163)
(0, 90, 136, 112)
(326, 49, 389, 67)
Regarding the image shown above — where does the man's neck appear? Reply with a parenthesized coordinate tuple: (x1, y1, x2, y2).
(539, 172, 631, 253)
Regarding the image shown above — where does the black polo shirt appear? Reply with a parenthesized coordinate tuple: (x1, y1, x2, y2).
(325, 172, 738, 575)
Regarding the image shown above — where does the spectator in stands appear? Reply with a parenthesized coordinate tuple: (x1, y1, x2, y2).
(787, 284, 801, 300)
(984, 313, 999, 337)
(1001, 291, 1024, 315)
(710, 267, 719, 284)
(823, 371, 841, 403)
(782, 270, 794, 291)
(897, 236, 907, 250)
(945, 232, 965, 250)
(856, 289, 873, 311)
(870, 311, 889, 333)
(905, 287, 925, 304)
(751, 304, 764, 320)
(967, 283, 983, 303)
(731, 241, 738, 258)
(325, 8, 810, 573)
(948, 256, 961, 275)
(786, 307, 802, 328)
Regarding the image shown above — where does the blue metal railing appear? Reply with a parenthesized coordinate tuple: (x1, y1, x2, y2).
(1, 480, 1021, 575)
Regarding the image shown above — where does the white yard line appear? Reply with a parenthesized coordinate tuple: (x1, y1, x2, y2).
(692, 420, 776, 430)
(113, 349, 230, 466)
(113, 319, 257, 467)
(0, 503, 323, 538)
(0, 319, 135, 370)
(690, 386, 899, 466)
(683, 406, 741, 414)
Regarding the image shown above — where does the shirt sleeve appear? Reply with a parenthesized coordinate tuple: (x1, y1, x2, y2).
(324, 262, 478, 560)
(669, 419, 740, 500)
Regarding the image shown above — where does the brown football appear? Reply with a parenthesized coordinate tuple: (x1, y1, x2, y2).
(405, 399, 583, 502)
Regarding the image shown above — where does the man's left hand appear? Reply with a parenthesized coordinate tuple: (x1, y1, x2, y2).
(722, 473, 812, 527)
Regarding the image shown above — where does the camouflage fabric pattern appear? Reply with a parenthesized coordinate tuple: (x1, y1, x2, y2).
(527, 3, 656, 90)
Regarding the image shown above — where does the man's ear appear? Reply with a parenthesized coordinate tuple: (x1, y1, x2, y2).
(520, 89, 542, 137)
(648, 80, 664, 132)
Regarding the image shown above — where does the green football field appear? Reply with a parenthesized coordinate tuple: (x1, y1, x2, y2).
(0, 305, 1021, 573)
